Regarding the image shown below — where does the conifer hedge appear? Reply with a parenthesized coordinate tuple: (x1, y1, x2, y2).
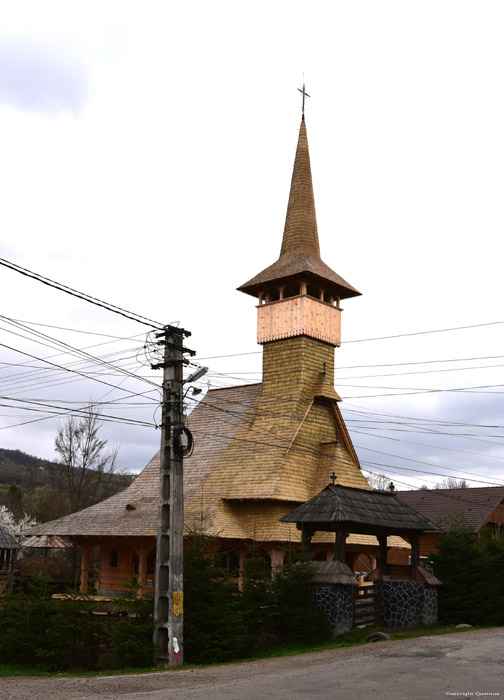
(431, 518, 504, 626)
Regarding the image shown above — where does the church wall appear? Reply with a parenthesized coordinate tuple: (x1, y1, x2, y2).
(262, 336, 338, 400)
(97, 540, 156, 597)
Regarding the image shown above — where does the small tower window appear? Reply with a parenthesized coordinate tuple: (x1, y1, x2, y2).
(306, 283, 319, 299)
(283, 282, 300, 299)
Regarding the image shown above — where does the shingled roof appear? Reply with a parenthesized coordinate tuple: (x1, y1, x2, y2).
(280, 483, 439, 536)
(238, 118, 360, 300)
(0, 526, 21, 550)
(28, 382, 410, 547)
(396, 487, 504, 532)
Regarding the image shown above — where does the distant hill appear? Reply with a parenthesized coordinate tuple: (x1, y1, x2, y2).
(0, 448, 60, 488)
(0, 447, 133, 492)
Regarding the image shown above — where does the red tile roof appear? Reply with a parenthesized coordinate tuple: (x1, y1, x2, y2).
(396, 487, 504, 531)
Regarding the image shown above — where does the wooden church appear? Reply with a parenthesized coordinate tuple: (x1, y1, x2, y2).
(30, 115, 408, 595)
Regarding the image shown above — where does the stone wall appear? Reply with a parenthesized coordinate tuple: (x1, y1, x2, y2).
(314, 584, 353, 637)
(381, 580, 438, 628)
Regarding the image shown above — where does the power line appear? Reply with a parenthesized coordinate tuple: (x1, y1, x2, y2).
(0, 257, 165, 329)
(0, 315, 159, 390)
(189, 393, 504, 488)
(342, 319, 504, 344)
(10, 318, 147, 341)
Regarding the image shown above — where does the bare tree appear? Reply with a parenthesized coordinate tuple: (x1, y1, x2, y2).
(435, 477, 469, 489)
(365, 471, 395, 491)
(54, 408, 119, 514)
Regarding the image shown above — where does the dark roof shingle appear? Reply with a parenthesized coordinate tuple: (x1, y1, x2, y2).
(396, 487, 504, 532)
(280, 484, 439, 535)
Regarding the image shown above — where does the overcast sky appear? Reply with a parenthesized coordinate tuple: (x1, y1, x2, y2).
(1, 1, 503, 490)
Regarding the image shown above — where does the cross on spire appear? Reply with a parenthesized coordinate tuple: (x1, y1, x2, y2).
(330, 471, 337, 485)
(297, 83, 310, 117)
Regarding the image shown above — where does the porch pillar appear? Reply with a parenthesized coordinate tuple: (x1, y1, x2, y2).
(377, 535, 388, 577)
(137, 546, 147, 596)
(410, 534, 420, 572)
(301, 525, 315, 554)
(79, 545, 92, 592)
(334, 530, 348, 563)
(268, 548, 285, 572)
(237, 548, 248, 590)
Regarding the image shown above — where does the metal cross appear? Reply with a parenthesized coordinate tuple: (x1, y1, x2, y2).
(330, 471, 337, 485)
(297, 83, 310, 116)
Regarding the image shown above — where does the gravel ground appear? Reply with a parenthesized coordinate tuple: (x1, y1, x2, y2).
(1, 628, 503, 700)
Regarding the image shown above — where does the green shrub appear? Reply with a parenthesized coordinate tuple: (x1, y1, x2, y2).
(431, 518, 504, 626)
(0, 576, 153, 671)
(183, 534, 249, 664)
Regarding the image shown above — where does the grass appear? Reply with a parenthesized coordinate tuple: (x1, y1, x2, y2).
(0, 623, 486, 678)
(243, 622, 482, 661)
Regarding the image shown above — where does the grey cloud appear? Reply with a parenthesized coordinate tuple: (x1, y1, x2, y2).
(345, 391, 504, 488)
(0, 35, 90, 117)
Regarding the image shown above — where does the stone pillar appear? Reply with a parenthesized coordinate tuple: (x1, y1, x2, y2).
(314, 584, 355, 637)
(80, 545, 92, 592)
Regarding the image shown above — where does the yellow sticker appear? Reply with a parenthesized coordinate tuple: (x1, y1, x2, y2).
(172, 590, 183, 616)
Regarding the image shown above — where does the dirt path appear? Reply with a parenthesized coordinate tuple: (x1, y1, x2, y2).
(1, 628, 503, 700)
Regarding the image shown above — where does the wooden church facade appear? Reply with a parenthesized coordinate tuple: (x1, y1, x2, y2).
(30, 116, 408, 595)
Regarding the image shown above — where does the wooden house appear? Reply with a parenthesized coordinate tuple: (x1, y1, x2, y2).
(390, 486, 504, 566)
(29, 116, 409, 595)
(0, 525, 20, 594)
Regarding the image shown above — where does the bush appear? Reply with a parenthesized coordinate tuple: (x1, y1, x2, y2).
(0, 576, 153, 671)
(270, 554, 329, 644)
(431, 518, 504, 626)
(183, 540, 329, 663)
(183, 534, 249, 664)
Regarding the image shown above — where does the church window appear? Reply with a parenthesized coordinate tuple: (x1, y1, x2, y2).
(146, 549, 156, 574)
(245, 548, 271, 573)
(110, 549, 118, 568)
(216, 548, 240, 575)
(131, 553, 139, 575)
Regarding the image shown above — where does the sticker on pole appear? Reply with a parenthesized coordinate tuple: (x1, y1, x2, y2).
(172, 636, 181, 663)
(172, 590, 183, 616)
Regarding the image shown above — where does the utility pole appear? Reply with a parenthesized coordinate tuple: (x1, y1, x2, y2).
(152, 324, 194, 667)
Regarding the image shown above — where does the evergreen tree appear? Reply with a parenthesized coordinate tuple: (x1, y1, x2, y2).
(183, 533, 249, 664)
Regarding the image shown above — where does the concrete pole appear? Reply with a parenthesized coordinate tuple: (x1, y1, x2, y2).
(153, 325, 191, 667)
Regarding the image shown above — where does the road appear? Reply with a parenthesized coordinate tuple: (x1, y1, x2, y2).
(1, 628, 502, 700)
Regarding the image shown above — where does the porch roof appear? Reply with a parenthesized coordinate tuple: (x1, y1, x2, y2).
(280, 483, 439, 537)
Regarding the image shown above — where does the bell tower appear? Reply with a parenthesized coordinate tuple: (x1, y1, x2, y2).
(238, 116, 360, 352)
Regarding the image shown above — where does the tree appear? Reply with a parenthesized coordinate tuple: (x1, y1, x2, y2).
(53, 408, 120, 514)
(435, 477, 469, 489)
(365, 472, 394, 491)
(0, 505, 36, 536)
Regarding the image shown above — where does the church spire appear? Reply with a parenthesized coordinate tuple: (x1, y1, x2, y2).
(280, 117, 320, 259)
(238, 117, 360, 303)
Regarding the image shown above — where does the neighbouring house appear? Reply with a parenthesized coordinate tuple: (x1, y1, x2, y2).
(0, 525, 20, 593)
(28, 115, 410, 595)
(390, 486, 504, 566)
